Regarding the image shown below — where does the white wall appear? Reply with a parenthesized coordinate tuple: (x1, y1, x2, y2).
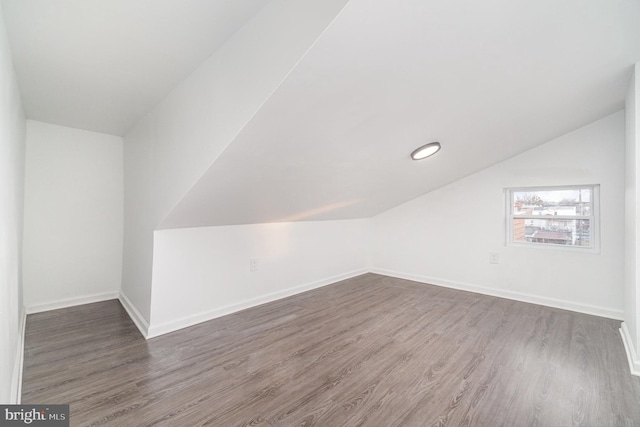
(373, 112, 625, 319)
(122, 0, 349, 326)
(0, 2, 26, 403)
(121, 118, 156, 325)
(148, 219, 371, 337)
(623, 63, 640, 374)
(22, 121, 123, 312)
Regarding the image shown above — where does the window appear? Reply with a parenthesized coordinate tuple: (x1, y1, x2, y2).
(506, 185, 599, 252)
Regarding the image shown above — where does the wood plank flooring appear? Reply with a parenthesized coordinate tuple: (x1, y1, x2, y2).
(22, 273, 640, 426)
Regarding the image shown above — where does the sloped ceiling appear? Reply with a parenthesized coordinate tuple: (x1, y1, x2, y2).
(4, 0, 640, 228)
(159, 0, 640, 228)
(1, 0, 270, 135)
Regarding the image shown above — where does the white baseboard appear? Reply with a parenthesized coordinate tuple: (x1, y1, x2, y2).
(118, 292, 149, 339)
(146, 268, 368, 338)
(10, 308, 26, 404)
(620, 322, 640, 376)
(371, 268, 624, 320)
(25, 291, 120, 314)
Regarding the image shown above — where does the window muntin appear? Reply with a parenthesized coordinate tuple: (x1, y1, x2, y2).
(507, 185, 599, 251)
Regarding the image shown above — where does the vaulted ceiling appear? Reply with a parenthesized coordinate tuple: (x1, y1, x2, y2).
(160, 0, 640, 227)
(2, 0, 270, 135)
(4, 0, 640, 227)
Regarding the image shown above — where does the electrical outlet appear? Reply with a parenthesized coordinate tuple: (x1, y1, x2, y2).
(250, 258, 259, 272)
(489, 251, 499, 264)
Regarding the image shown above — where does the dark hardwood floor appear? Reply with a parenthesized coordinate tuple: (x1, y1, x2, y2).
(22, 273, 640, 426)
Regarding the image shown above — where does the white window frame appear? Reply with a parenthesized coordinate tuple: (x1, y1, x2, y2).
(505, 184, 600, 253)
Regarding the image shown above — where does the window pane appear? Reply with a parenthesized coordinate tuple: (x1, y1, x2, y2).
(512, 218, 590, 247)
(513, 188, 591, 217)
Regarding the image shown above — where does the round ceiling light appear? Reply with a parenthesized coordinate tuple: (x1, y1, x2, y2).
(411, 142, 441, 160)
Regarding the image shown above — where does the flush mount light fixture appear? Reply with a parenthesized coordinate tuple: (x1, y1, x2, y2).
(411, 141, 441, 160)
